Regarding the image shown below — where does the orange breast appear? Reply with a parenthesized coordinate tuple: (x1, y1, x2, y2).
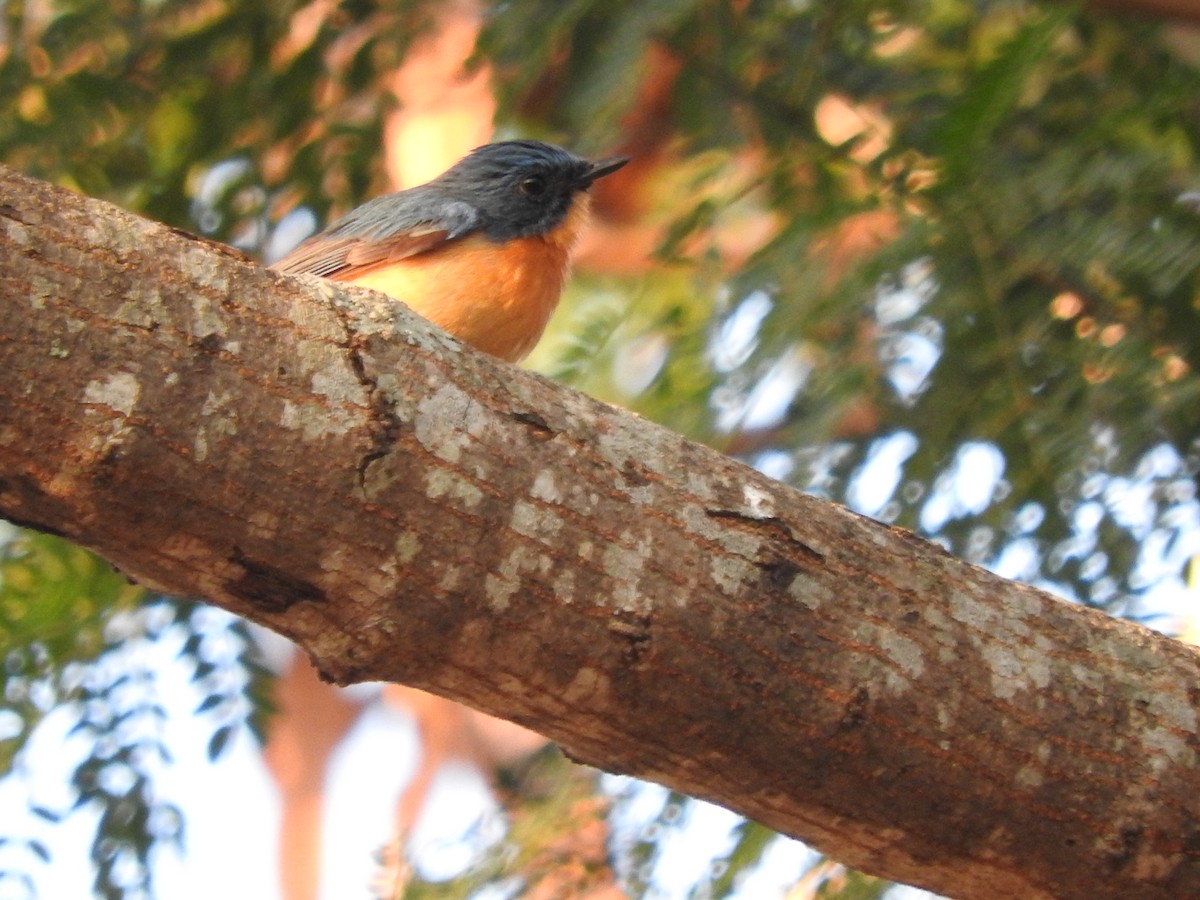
(338, 197, 591, 362)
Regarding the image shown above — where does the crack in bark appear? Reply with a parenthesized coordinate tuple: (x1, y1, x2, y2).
(608, 609, 653, 667)
(838, 686, 872, 730)
(173, 227, 255, 263)
(229, 545, 326, 612)
(191, 332, 223, 353)
(327, 302, 404, 493)
(704, 506, 825, 564)
(507, 408, 556, 439)
(0, 203, 30, 224)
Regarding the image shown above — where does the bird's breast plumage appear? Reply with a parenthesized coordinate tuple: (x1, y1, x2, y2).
(335, 193, 592, 362)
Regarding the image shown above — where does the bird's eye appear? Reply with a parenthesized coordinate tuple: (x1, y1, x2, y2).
(519, 175, 547, 196)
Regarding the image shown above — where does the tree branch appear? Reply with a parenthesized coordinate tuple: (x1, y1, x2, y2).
(1, 164, 1198, 899)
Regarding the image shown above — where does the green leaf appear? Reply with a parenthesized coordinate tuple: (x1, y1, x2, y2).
(934, 5, 1075, 179)
(0, 531, 144, 664)
(708, 820, 777, 898)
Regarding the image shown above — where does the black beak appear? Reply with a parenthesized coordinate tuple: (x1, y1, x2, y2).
(579, 155, 630, 187)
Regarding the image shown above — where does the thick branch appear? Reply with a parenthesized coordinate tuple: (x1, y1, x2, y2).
(1, 165, 1198, 899)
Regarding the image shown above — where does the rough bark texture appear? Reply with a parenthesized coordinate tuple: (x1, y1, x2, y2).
(2, 164, 1199, 899)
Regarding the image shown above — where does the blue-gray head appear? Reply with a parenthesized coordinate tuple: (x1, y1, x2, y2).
(432, 140, 629, 241)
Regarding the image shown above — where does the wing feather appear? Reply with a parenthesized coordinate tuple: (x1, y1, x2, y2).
(270, 192, 480, 279)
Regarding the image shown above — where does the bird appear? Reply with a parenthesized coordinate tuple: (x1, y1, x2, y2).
(272, 140, 629, 362)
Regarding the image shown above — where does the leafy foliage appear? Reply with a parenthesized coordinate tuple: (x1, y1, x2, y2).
(393, 748, 619, 899)
(0, 531, 270, 897)
(0, 531, 144, 770)
(0, 0, 429, 231)
(705, 821, 780, 898)
(525, 0, 1200, 612)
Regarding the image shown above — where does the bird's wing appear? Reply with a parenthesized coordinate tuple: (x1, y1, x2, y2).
(271, 226, 450, 277)
(271, 195, 480, 278)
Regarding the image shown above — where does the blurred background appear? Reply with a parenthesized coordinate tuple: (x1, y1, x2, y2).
(3, 0, 1200, 897)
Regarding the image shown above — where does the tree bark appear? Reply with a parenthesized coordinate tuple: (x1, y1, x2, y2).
(2, 164, 1199, 900)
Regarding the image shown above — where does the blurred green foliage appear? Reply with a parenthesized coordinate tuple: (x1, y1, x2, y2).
(400, 747, 623, 899)
(525, 0, 1200, 617)
(0, 0, 428, 228)
(3, 0, 1200, 897)
(0, 530, 144, 772)
(0, 530, 270, 898)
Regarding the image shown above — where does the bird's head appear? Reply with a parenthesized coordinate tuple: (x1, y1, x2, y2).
(435, 140, 629, 241)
